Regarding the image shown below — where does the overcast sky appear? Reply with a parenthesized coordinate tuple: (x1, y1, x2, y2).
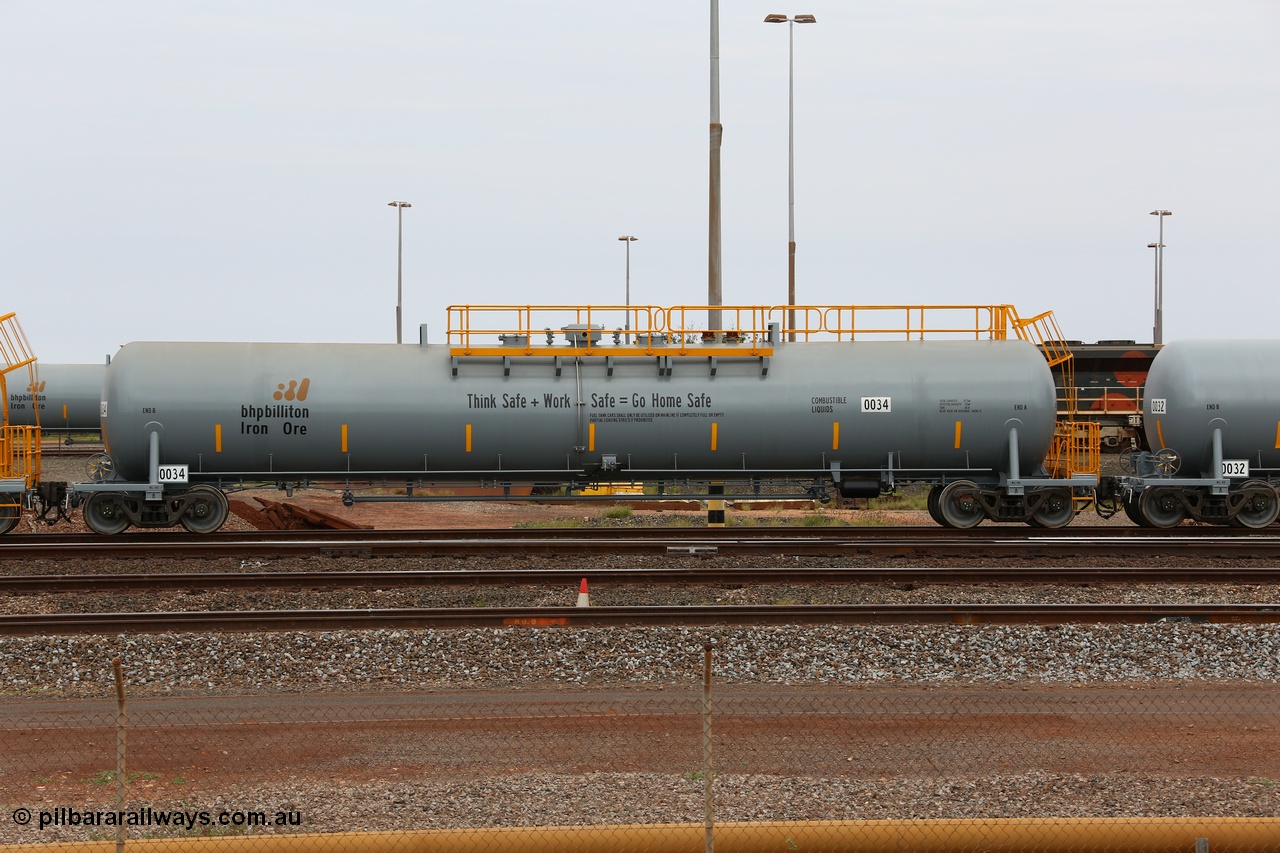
(4, 1, 1278, 364)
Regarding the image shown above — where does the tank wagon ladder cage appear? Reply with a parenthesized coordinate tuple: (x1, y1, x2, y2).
(1003, 308, 1100, 489)
(0, 312, 41, 532)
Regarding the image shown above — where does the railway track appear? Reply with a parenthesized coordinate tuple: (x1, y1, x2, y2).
(4, 603, 1280, 636)
(4, 526, 1280, 560)
(7, 564, 1280, 595)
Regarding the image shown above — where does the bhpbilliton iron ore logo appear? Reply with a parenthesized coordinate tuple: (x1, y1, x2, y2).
(273, 379, 310, 402)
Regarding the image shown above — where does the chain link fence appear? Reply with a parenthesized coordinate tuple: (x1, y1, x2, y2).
(3, 634, 1280, 851)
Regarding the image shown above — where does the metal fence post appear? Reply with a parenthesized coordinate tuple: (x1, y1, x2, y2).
(112, 656, 127, 853)
(703, 640, 714, 853)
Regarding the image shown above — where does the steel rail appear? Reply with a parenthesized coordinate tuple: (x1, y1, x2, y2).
(3, 603, 1280, 636)
(9, 526, 1278, 545)
(9, 565, 1280, 595)
(3, 527, 1280, 560)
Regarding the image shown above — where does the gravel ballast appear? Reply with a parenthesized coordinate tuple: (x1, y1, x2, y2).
(6, 622, 1280, 695)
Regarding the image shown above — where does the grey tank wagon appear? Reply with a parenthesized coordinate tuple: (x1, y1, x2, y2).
(69, 330, 1095, 534)
(1108, 339, 1280, 528)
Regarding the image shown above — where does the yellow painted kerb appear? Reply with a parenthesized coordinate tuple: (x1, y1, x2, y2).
(10, 817, 1280, 853)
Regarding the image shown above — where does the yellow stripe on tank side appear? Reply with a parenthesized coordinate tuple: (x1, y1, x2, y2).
(589, 423, 596, 452)
(215, 424, 222, 453)
(711, 422, 718, 451)
(1275, 421, 1280, 449)
(832, 421, 840, 451)
(954, 420, 962, 449)
(465, 424, 473, 453)
(1156, 420, 1166, 449)
(62, 404, 67, 419)
(341, 424, 348, 453)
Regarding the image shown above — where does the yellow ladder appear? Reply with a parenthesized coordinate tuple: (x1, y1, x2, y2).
(1004, 308, 1100, 484)
(0, 312, 41, 493)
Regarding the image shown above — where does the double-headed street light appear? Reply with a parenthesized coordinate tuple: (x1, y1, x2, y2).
(388, 201, 412, 344)
(618, 236, 638, 343)
(1149, 209, 1171, 346)
(764, 13, 816, 342)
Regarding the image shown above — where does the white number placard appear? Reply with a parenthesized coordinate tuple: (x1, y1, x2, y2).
(1149, 398, 1167, 415)
(861, 396, 892, 413)
(1221, 460, 1250, 478)
(157, 464, 189, 484)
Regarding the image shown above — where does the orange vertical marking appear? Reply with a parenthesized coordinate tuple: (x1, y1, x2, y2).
(1275, 421, 1280, 449)
(1156, 420, 1166, 449)
(465, 423, 473, 453)
(832, 421, 840, 451)
(711, 422, 718, 451)
(589, 423, 596, 452)
(62, 404, 67, 419)
(954, 420, 962, 449)
(341, 424, 348, 453)
(215, 424, 222, 453)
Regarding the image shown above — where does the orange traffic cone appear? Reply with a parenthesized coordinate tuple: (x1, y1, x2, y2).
(576, 578, 590, 607)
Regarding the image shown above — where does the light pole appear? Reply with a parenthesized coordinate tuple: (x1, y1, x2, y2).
(709, 0, 723, 334)
(1146, 242, 1160, 344)
(388, 201, 412, 344)
(764, 13, 816, 342)
(1149, 209, 1171, 346)
(618, 236, 637, 343)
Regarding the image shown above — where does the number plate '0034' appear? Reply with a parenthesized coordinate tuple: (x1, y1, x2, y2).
(157, 464, 189, 484)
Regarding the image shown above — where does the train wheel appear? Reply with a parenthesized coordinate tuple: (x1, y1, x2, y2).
(926, 486, 946, 525)
(1029, 488, 1074, 528)
(1122, 495, 1152, 527)
(1140, 487, 1186, 528)
(0, 493, 20, 535)
(937, 480, 985, 529)
(84, 493, 130, 535)
(1234, 480, 1280, 529)
(180, 485, 229, 533)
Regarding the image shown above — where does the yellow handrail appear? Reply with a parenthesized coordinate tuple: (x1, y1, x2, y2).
(446, 303, 1038, 355)
(0, 313, 41, 491)
(0, 311, 37, 375)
